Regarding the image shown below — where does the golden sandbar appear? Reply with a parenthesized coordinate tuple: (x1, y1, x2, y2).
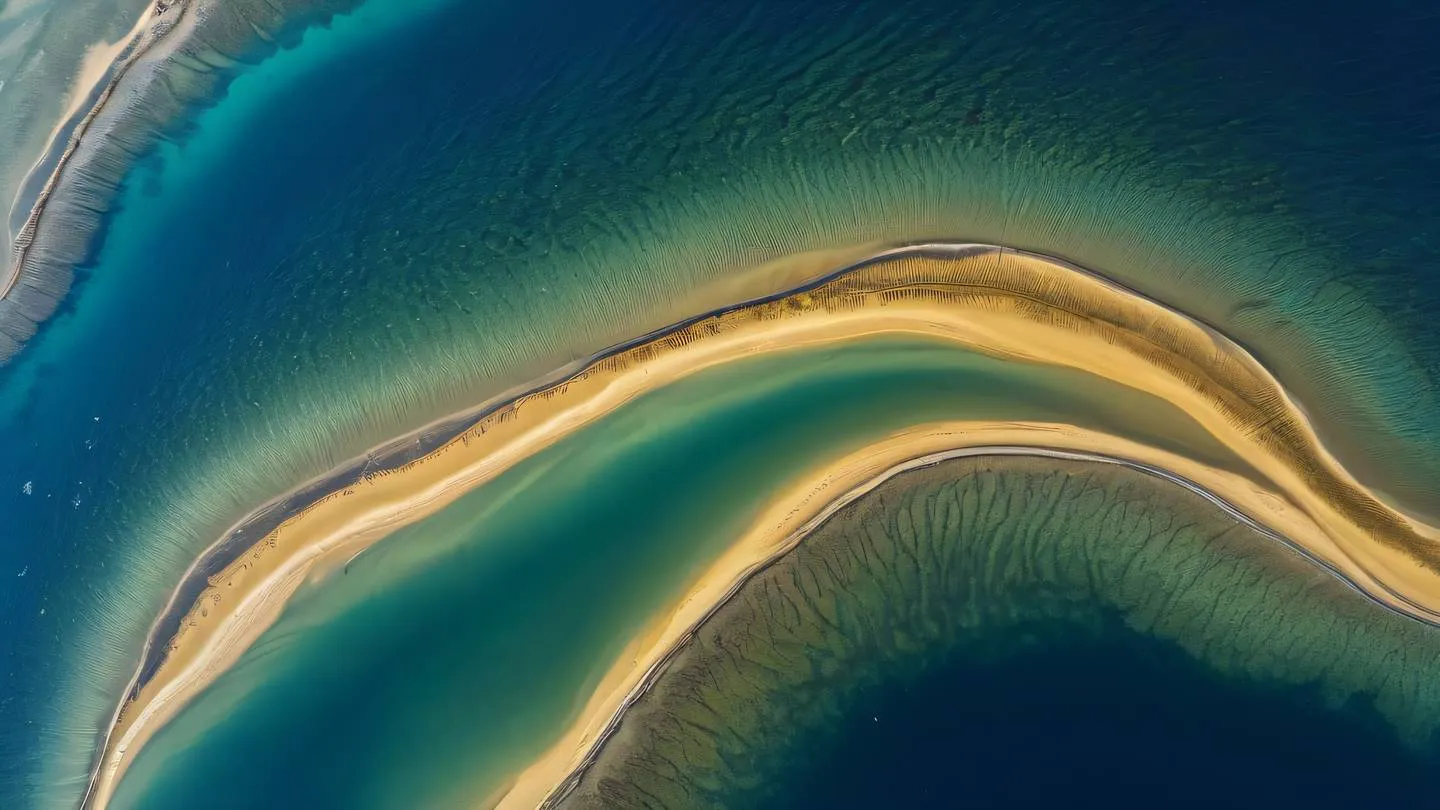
(4, 0, 169, 300)
(85, 244, 1440, 809)
(493, 422, 1365, 808)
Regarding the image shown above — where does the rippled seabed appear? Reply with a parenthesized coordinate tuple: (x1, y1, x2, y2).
(0, 0, 1437, 807)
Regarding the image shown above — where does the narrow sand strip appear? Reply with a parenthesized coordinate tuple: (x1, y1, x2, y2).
(3, 0, 174, 299)
(85, 246, 1440, 808)
(498, 423, 1361, 809)
(5, 3, 156, 245)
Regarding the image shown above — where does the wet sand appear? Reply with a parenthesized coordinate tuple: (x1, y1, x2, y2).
(83, 244, 1440, 808)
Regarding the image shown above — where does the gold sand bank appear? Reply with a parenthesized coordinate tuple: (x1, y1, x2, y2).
(86, 245, 1440, 808)
(492, 422, 1361, 809)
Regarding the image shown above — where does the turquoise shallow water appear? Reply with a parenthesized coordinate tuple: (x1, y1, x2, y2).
(0, 0, 1438, 806)
(107, 337, 1229, 808)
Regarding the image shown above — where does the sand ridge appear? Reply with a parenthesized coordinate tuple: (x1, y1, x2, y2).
(3, 0, 177, 300)
(498, 423, 1361, 809)
(5, 3, 156, 245)
(84, 245, 1440, 808)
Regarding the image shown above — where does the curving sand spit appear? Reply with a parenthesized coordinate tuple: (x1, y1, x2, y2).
(4, 4, 154, 251)
(2, 0, 172, 300)
(497, 424, 1374, 809)
(85, 245, 1440, 808)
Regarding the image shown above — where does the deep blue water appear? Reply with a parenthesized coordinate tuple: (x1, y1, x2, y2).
(0, 0, 1437, 806)
(773, 618, 1440, 809)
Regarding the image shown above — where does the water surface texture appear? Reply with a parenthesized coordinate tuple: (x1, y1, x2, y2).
(0, 0, 1437, 807)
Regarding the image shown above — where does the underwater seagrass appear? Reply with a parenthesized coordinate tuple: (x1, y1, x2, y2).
(0, 0, 1437, 808)
(555, 456, 1440, 808)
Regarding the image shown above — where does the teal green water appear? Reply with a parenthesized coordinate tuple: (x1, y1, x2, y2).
(2, 0, 1439, 805)
(559, 456, 1440, 808)
(108, 336, 1235, 808)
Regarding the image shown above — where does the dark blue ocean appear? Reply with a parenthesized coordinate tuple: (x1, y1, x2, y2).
(0, 0, 1437, 806)
(773, 619, 1440, 809)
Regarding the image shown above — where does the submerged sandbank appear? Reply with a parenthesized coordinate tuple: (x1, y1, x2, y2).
(85, 243, 1440, 808)
(2, 0, 162, 301)
(2, 0, 361, 362)
(3, 2, 151, 256)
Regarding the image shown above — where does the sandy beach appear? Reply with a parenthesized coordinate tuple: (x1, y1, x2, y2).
(84, 245, 1440, 808)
